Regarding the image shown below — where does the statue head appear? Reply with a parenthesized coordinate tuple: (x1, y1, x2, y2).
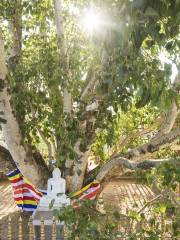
(52, 168, 61, 179)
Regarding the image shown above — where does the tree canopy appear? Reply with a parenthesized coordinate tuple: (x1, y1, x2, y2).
(0, 0, 179, 189)
(0, 0, 180, 238)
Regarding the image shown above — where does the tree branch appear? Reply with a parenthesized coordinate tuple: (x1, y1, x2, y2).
(80, 67, 96, 101)
(123, 128, 180, 160)
(137, 194, 162, 214)
(96, 126, 177, 182)
(96, 127, 180, 182)
(154, 101, 178, 139)
(94, 75, 180, 183)
(95, 76, 180, 184)
(80, 48, 109, 103)
(154, 76, 180, 138)
(96, 157, 177, 182)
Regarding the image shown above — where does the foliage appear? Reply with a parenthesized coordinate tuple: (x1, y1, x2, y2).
(54, 160, 180, 239)
(0, 0, 180, 238)
(0, 0, 180, 166)
(92, 103, 159, 162)
(133, 159, 180, 239)
(53, 200, 121, 240)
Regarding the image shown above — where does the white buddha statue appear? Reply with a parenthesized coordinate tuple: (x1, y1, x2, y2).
(39, 168, 70, 208)
(47, 168, 65, 197)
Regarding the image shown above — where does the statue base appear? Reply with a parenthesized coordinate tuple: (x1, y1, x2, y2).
(39, 194, 70, 209)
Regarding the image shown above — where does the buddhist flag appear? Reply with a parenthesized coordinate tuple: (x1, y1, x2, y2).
(7, 169, 43, 212)
(70, 181, 101, 207)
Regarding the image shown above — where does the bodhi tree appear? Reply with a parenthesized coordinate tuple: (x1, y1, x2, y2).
(0, 0, 179, 191)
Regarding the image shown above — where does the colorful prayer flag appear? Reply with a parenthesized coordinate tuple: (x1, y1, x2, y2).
(7, 169, 43, 212)
(71, 181, 101, 207)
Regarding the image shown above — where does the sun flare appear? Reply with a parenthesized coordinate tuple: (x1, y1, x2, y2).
(82, 9, 102, 33)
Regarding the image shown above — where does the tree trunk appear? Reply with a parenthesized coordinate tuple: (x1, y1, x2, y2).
(0, 36, 49, 188)
(53, 0, 90, 192)
(0, 145, 16, 174)
(53, 0, 72, 114)
(64, 140, 90, 192)
(53, 0, 112, 192)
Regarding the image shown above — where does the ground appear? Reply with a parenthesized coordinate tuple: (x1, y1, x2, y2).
(101, 178, 155, 215)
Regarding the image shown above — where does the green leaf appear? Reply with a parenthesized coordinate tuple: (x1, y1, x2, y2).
(49, 199, 55, 209)
(159, 204, 166, 214)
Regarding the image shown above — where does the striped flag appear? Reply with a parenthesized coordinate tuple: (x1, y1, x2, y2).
(7, 169, 43, 212)
(71, 181, 101, 207)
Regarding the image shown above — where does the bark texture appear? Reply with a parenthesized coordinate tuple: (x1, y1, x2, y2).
(53, 0, 72, 114)
(96, 157, 177, 181)
(154, 101, 178, 138)
(0, 36, 49, 188)
(0, 145, 16, 174)
(124, 128, 180, 160)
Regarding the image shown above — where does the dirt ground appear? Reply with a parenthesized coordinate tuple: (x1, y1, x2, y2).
(101, 178, 155, 215)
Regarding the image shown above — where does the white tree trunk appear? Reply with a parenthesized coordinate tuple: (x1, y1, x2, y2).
(53, 0, 89, 192)
(54, 0, 72, 114)
(65, 140, 90, 192)
(0, 36, 48, 187)
(63, 88, 72, 113)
